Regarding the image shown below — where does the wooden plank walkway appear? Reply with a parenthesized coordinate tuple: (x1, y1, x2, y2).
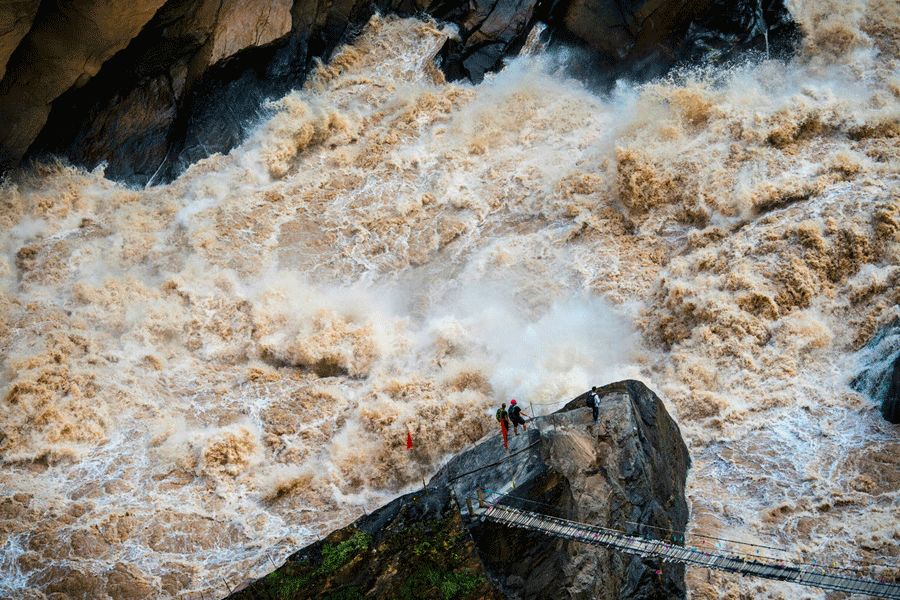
(479, 503, 900, 599)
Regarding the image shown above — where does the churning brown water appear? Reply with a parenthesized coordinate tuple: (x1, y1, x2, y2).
(0, 1, 898, 597)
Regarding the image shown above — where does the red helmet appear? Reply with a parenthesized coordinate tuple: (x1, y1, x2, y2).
(510, 399, 517, 405)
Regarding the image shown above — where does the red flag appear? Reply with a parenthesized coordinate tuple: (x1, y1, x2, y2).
(500, 419, 508, 450)
(406, 430, 413, 450)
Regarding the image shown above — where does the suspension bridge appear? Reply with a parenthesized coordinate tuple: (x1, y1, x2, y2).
(471, 489, 900, 599)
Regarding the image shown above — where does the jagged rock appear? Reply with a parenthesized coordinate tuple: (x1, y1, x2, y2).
(679, 0, 798, 64)
(885, 353, 900, 424)
(851, 319, 900, 424)
(433, 0, 541, 83)
(547, 0, 798, 82)
(229, 380, 690, 599)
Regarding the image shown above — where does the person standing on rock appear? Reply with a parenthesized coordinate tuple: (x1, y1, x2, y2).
(508, 399, 528, 435)
(496, 402, 511, 434)
(587, 386, 601, 423)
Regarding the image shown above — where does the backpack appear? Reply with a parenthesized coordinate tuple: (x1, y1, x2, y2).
(509, 405, 521, 418)
(496, 408, 507, 421)
(587, 392, 599, 408)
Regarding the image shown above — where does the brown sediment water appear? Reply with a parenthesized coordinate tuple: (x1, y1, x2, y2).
(0, 3, 898, 598)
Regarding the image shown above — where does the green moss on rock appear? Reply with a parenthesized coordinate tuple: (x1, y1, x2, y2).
(400, 567, 484, 600)
(321, 532, 372, 574)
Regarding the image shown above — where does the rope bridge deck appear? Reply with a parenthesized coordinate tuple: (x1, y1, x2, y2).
(476, 502, 900, 599)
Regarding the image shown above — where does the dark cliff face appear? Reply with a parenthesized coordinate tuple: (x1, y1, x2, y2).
(0, 0, 798, 185)
(228, 380, 690, 599)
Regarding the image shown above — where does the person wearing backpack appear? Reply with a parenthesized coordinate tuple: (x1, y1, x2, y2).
(508, 399, 528, 435)
(496, 402, 510, 434)
(586, 386, 601, 423)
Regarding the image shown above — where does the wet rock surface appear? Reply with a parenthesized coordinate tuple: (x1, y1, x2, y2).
(228, 380, 690, 599)
(851, 319, 900, 424)
(1, 0, 797, 184)
(889, 354, 900, 424)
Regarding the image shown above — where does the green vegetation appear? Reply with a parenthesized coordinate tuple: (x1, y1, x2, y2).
(246, 530, 372, 599)
(256, 569, 308, 599)
(321, 531, 372, 574)
(322, 586, 364, 600)
(399, 567, 484, 600)
(439, 571, 484, 599)
(390, 518, 486, 600)
(235, 509, 491, 599)
(409, 520, 466, 563)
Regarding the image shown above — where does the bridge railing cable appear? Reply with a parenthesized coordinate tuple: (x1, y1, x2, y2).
(618, 518, 900, 575)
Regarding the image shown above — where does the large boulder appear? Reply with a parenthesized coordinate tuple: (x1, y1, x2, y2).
(455, 379, 690, 599)
(228, 380, 690, 599)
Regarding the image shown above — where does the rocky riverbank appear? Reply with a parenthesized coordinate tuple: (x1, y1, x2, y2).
(0, 0, 797, 184)
(227, 380, 690, 599)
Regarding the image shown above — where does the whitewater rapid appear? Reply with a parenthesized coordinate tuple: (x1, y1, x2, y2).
(1, 1, 898, 598)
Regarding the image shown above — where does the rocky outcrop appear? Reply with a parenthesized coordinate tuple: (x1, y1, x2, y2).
(0, 0, 798, 184)
(548, 0, 797, 82)
(433, 0, 543, 83)
(229, 380, 690, 599)
(887, 354, 900, 424)
(851, 319, 900, 424)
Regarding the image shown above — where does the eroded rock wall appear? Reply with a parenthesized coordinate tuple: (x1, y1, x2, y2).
(0, 0, 39, 80)
(19, 0, 318, 184)
(549, 0, 797, 81)
(0, 0, 169, 168)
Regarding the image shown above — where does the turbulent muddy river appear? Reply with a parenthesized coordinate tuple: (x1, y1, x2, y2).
(1, 0, 898, 597)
